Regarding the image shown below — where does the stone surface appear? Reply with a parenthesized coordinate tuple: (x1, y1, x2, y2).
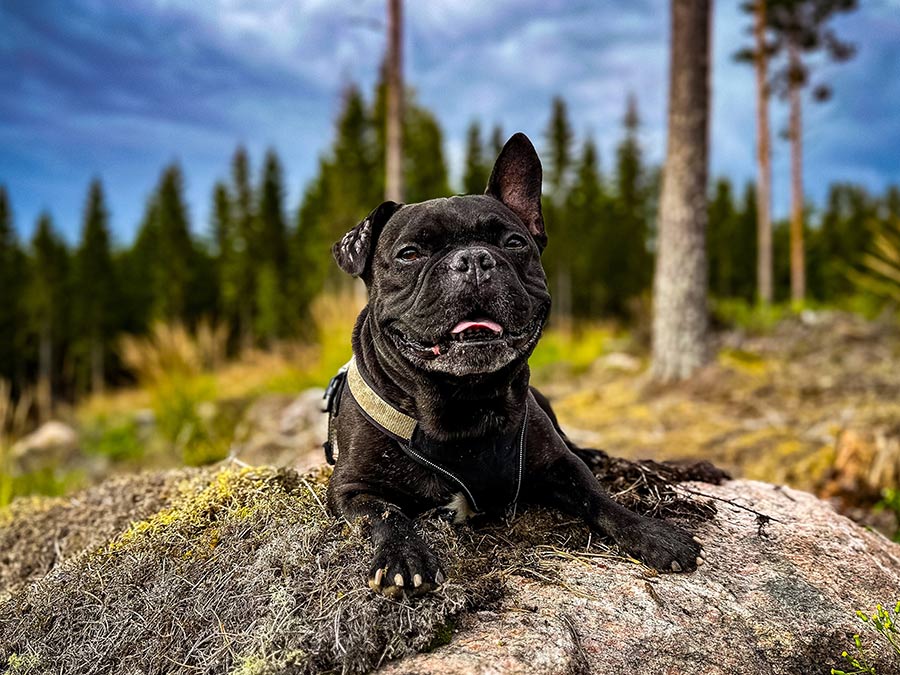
(380, 480, 900, 675)
(11, 420, 79, 473)
(230, 389, 327, 470)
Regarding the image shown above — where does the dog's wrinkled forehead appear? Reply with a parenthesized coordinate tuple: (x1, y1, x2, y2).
(378, 195, 527, 249)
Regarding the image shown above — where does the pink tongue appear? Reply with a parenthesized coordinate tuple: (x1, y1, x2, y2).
(451, 319, 503, 335)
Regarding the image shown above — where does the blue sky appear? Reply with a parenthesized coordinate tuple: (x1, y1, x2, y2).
(2, 0, 899, 245)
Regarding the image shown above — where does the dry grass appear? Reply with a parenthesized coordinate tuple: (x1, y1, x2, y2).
(0, 381, 34, 509)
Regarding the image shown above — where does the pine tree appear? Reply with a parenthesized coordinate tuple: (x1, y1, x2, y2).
(736, 0, 775, 304)
(74, 179, 117, 394)
(462, 121, 490, 195)
(652, 0, 713, 382)
(27, 213, 70, 419)
(0, 186, 26, 391)
(766, 0, 858, 302)
(545, 97, 574, 201)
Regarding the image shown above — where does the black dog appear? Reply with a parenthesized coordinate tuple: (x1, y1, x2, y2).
(326, 133, 702, 597)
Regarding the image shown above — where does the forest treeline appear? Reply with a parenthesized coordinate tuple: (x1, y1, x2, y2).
(1, 76, 898, 403)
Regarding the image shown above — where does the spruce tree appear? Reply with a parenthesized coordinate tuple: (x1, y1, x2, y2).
(609, 96, 651, 314)
(707, 178, 740, 298)
(74, 179, 117, 394)
(489, 125, 505, 159)
(212, 181, 241, 339)
(0, 187, 26, 391)
(120, 198, 160, 335)
(255, 149, 290, 340)
(28, 212, 70, 419)
(404, 106, 450, 202)
(462, 121, 490, 195)
(543, 98, 575, 325)
(153, 164, 196, 323)
(231, 147, 258, 348)
(565, 138, 609, 316)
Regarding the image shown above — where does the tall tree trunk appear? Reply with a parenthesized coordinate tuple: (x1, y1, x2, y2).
(788, 43, 805, 303)
(652, 0, 712, 382)
(754, 0, 773, 305)
(37, 321, 52, 422)
(385, 0, 404, 202)
(90, 336, 104, 396)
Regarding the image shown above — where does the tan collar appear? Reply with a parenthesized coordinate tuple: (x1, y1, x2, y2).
(346, 357, 417, 442)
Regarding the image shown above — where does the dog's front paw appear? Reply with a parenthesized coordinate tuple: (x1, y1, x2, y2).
(368, 535, 444, 598)
(615, 517, 703, 573)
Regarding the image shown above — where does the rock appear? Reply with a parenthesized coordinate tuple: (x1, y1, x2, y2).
(1, 469, 897, 675)
(381, 480, 900, 675)
(594, 351, 642, 373)
(10, 421, 79, 473)
(230, 389, 327, 470)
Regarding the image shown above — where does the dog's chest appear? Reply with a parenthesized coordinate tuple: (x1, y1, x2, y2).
(412, 431, 522, 518)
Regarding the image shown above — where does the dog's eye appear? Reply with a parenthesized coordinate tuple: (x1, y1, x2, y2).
(504, 235, 527, 250)
(397, 246, 421, 262)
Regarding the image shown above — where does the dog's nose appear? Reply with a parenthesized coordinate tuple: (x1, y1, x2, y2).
(448, 247, 496, 283)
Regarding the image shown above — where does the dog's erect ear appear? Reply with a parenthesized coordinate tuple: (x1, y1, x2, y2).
(485, 133, 546, 249)
(332, 201, 403, 278)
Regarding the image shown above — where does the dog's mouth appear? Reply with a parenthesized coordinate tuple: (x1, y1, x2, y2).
(390, 309, 546, 363)
(449, 319, 504, 344)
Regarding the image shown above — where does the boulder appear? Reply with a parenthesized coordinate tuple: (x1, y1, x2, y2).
(10, 421, 79, 474)
(381, 479, 900, 675)
(0, 467, 897, 675)
(230, 389, 328, 469)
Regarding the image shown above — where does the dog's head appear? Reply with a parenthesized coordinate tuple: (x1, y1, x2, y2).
(333, 133, 550, 377)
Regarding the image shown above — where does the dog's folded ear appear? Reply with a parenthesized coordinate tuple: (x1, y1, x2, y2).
(485, 133, 546, 250)
(333, 201, 403, 278)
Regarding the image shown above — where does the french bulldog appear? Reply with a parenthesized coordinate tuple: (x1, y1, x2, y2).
(326, 133, 703, 597)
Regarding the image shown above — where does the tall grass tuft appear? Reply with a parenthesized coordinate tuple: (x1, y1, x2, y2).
(0, 381, 34, 508)
(120, 321, 230, 466)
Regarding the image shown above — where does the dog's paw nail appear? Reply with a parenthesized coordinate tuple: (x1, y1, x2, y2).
(413, 573, 422, 588)
(696, 556, 705, 566)
(671, 561, 682, 572)
(394, 573, 404, 588)
(435, 570, 445, 585)
(692, 536, 702, 544)
(374, 568, 384, 586)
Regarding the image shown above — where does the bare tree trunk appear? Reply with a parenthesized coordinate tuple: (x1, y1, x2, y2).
(385, 0, 404, 203)
(652, 0, 713, 382)
(37, 321, 52, 422)
(754, 0, 773, 305)
(90, 337, 104, 396)
(788, 43, 805, 303)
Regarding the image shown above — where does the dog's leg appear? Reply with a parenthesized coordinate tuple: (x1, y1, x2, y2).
(531, 449, 704, 573)
(334, 490, 444, 597)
